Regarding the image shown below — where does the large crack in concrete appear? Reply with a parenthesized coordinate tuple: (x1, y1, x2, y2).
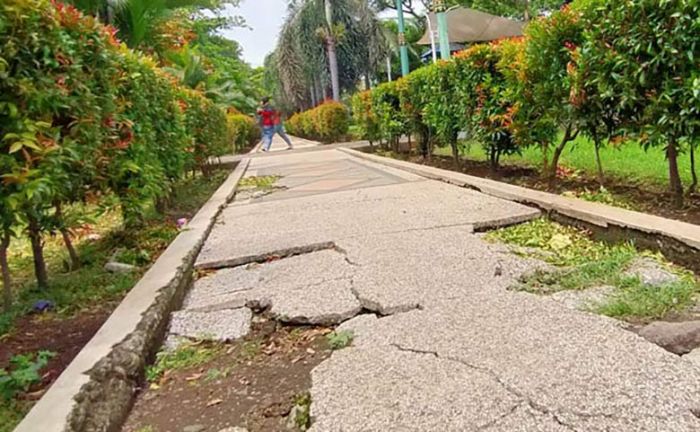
(388, 343, 690, 431)
(195, 241, 337, 270)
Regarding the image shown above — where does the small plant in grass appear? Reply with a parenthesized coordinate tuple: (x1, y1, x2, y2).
(240, 340, 262, 360)
(326, 330, 354, 350)
(204, 367, 230, 382)
(0, 351, 55, 401)
(146, 341, 223, 383)
(292, 392, 312, 431)
(238, 176, 280, 190)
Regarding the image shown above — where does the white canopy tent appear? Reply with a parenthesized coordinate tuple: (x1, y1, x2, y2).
(419, 7, 525, 61)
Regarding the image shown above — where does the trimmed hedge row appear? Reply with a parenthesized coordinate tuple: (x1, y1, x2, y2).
(352, 1, 700, 206)
(286, 101, 350, 143)
(0, 0, 248, 289)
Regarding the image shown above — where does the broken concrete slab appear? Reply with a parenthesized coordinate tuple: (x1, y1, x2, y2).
(196, 180, 539, 269)
(183, 250, 360, 326)
(310, 346, 522, 432)
(170, 308, 252, 342)
(344, 226, 541, 315)
(265, 278, 361, 326)
(310, 294, 700, 431)
(623, 257, 680, 286)
(638, 320, 700, 355)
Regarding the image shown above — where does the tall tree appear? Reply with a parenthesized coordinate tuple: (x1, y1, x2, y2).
(272, 0, 388, 109)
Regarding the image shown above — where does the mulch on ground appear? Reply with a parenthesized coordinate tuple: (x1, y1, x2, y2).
(380, 151, 700, 226)
(123, 320, 332, 432)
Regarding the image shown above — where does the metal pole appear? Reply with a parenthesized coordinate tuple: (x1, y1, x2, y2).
(434, 0, 450, 60)
(426, 15, 437, 64)
(396, 0, 410, 76)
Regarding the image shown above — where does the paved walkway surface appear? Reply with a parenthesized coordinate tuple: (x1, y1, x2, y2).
(174, 136, 700, 431)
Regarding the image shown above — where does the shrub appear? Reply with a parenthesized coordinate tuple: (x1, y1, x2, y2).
(573, 0, 700, 206)
(287, 101, 350, 143)
(0, 0, 233, 290)
(227, 113, 261, 152)
(370, 82, 408, 148)
(350, 91, 381, 145)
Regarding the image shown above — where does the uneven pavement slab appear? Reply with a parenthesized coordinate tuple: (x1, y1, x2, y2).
(171, 148, 700, 432)
(196, 180, 540, 269)
(317, 296, 700, 431)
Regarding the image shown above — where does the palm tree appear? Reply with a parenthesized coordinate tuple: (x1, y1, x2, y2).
(273, 0, 388, 109)
(323, 0, 341, 101)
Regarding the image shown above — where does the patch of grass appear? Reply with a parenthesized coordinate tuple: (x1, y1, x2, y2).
(597, 273, 699, 320)
(487, 219, 700, 320)
(326, 330, 354, 350)
(292, 392, 312, 431)
(204, 367, 231, 382)
(486, 218, 636, 270)
(0, 400, 31, 432)
(135, 426, 155, 432)
(436, 135, 694, 189)
(240, 340, 262, 360)
(239, 175, 280, 190)
(145, 341, 223, 384)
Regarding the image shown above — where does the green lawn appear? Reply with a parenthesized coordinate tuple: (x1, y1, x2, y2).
(437, 135, 695, 189)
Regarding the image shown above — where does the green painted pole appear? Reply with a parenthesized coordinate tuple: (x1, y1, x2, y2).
(396, 0, 410, 76)
(434, 0, 450, 60)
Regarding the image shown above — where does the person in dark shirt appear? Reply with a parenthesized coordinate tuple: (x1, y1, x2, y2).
(257, 97, 293, 152)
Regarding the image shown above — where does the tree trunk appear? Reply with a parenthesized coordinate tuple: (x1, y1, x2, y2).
(667, 140, 684, 208)
(451, 141, 460, 168)
(1, 231, 11, 313)
(363, 74, 371, 91)
(55, 202, 80, 271)
(27, 214, 48, 289)
(489, 148, 498, 172)
(548, 126, 575, 188)
(310, 85, 317, 108)
(325, 0, 341, 101)
(523, 0, 531, 21)
(689, 143, 697, 195)
(540, 142, 549, 177)
(594, 138, 605, 187)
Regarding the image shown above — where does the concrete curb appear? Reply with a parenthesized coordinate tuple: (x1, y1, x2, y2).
(14, 159, 251, 432)
(339, 147, 700, 270)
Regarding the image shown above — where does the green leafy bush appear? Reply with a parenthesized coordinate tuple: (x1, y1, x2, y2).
(0, 0, 234, 290)
(350, 91, 381, 145)
(0, 351, 55, 401)
(354, 0, 699, 204)
(287, 101, 350, 143)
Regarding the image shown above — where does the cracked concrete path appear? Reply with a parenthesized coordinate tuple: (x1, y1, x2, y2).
(174, 146, 700, 431)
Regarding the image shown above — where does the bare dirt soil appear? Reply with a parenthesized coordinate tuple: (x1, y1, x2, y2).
(123, 320, 333, 432)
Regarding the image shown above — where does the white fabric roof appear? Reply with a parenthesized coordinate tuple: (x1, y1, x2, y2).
(418, 7, 525, 45)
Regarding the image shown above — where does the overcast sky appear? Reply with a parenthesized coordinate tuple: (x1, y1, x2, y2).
(221, 0, 425, 67)
(220, 0, 288, 68)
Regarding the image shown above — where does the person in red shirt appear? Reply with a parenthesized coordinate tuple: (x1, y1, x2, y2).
(257, 97, 293, 152)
